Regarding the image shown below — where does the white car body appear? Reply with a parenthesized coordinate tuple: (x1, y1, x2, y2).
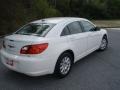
(0, 17, 108, 76)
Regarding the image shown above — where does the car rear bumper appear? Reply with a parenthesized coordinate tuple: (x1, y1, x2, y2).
(0, 49, 55, 76)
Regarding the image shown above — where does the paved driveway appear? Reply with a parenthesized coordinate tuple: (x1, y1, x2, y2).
(0, 29, 120, 90)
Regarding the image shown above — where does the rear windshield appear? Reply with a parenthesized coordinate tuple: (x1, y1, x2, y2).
(15, 23, 55, 37)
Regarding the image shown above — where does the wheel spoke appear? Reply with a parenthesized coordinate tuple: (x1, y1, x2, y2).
(100, 39, 107, 50)
(60, 56, 71, 75)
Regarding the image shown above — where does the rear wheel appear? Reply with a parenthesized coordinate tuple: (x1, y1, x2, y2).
(99, 36, 108, 51)
(54, 53, 73, 78)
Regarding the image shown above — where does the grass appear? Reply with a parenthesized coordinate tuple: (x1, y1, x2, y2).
(92, 20, 120, 28)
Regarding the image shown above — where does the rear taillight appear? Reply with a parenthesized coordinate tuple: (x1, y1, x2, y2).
(20, 43, 48, 54)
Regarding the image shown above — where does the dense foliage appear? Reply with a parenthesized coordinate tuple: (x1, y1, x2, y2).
(0, 0, 120, 35)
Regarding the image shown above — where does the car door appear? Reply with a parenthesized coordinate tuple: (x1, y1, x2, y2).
(81, 20, 101, 51)
(61, 21, 88, 61)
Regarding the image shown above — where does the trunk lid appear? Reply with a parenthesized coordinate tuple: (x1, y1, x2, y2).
(3, 34, 45, 55)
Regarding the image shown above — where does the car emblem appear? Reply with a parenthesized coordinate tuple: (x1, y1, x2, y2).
(8, 45, 15, 48)
(9, 40, 14, 42)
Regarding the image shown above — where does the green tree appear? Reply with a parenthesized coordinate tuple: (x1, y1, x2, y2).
(0, 0, 61, 35)
(33, 0, 61, 18)
(106, 0, 120, 19)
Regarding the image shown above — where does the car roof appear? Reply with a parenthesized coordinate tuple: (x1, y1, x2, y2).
(32, 17, 87, 24)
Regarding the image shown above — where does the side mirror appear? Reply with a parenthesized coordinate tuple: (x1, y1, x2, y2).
(90, 27, 100, 31)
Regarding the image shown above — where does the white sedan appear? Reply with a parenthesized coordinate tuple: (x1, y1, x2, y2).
(0, 17, 108, 78)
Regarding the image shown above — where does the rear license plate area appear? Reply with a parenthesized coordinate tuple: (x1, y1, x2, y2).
(6, 58, 14, 66)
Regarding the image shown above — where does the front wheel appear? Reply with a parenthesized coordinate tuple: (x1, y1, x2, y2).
(54, 53, 73, 78)
(99, 36, 108, 51)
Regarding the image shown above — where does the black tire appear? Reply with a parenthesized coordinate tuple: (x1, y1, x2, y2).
(54, 52, 73, 78)
(99, 36, 108, 51)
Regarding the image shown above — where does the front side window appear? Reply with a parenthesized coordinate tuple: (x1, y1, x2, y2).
(15, 23, 55, 37)
(68, 21, 83, 34)
(81, 21, 95, 32)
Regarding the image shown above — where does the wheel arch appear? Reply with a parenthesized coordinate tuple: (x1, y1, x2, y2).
(54, 49, 75, 73)
(103, 34, 108, 42)
(103, 34, 107, 38)
(58, 49, 74, 63)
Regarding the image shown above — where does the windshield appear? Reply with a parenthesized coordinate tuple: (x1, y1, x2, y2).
(15, 23, 55, 37)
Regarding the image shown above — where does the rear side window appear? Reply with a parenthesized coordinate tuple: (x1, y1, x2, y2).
(68, 21, 83, 34)
(61, 27, 70, 36)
